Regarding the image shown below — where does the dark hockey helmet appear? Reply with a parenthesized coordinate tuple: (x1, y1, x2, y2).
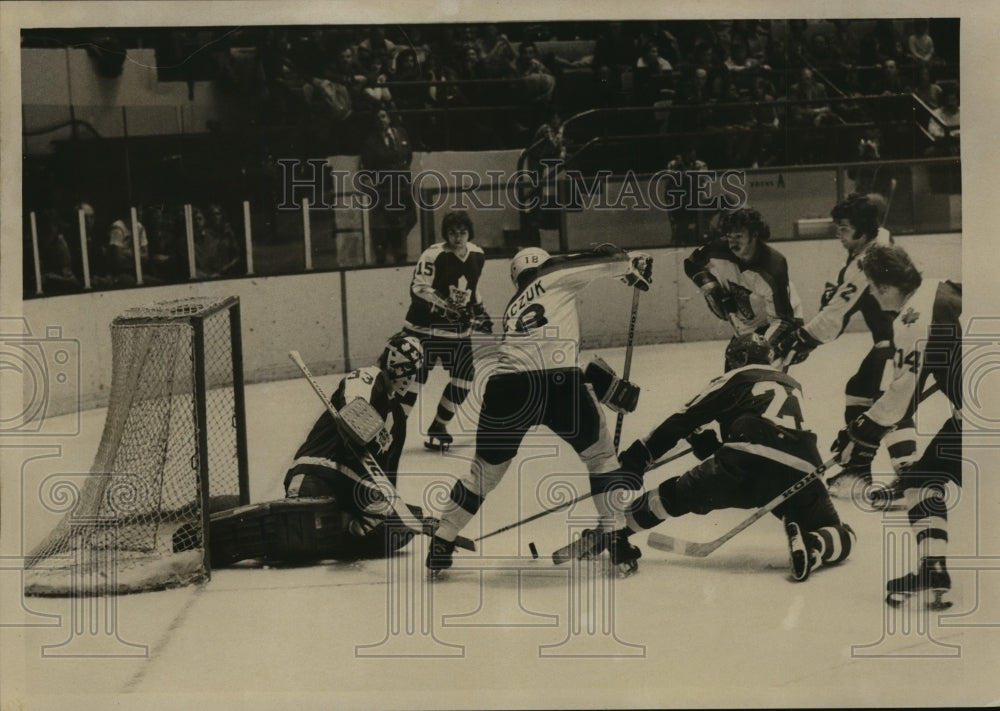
(724, 332, 774, 372)
(717, 207, 770, 242)
(441, 210, 475, 241)
(830, 193, 881, 241)
(379, 332, 424, 395)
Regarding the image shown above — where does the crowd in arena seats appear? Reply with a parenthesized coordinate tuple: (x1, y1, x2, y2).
(21, 19, 961, 295)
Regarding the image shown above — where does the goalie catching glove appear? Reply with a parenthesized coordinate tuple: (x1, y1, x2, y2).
(690, 270, 736, 321)
(585, 356, 640, 414)
(336, 397, 393, 455)
(622, 252, 653, 291)
(831, 413, 893, 468)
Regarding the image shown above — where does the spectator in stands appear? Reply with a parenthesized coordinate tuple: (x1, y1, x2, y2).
(913, 65, 943, 108)
(724, 40, 763, 73)
(192, 206, 240, 279)
(359, 26, 397, 62)
(830, 20, 860, 69)
(392, 48, 434, 109)
(474, 24, 518, 79)
(360, 109, 416, 265)
(806, 32, 839, 74)
(927, 86, 960, 156)
(633, 41, 674, 106)
(871, 58, 906, 95)
(106, 208, 149, 286)
(636, 22, 681, 68)
(515, 41, 556, 105)
(872, 20, 903, 64)
(907, 19, 935, 65)
(521, 105, 567, 238)
(592, 21, 636, 98)
(36, 208, 80, 294)
(745, 21, 772, 67)
(665, 147, 708, 244)
(356, 47, 394, 110)
(847, 128, 894, 197)
(786, 68, 837, 126)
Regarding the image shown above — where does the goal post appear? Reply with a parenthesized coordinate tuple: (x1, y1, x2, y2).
(24, 296, 250, 595)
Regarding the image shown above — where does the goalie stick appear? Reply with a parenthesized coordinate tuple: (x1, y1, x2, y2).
(479, 446, 694, 544)
(614, 287, 641, 450)
(287, 351, 476, 552)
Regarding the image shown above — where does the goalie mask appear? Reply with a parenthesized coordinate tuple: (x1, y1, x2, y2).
(379, 333, 424, 396)
(510, 247, 550, 286)
(724, 332, 774, 372)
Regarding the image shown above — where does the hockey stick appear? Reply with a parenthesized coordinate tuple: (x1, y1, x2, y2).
(287, 351, 476, 551)
(647, 380, 943, 557)
(881, 178, 898, 228)
(646, 456, 839, 557)
(478, 445, 694, 544)
(614, 287, 642, 450)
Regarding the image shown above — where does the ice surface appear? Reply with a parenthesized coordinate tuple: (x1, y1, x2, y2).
(10, 333, 998, 709)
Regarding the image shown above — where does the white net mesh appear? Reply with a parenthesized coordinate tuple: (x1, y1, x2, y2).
(24, 297, 247, 595)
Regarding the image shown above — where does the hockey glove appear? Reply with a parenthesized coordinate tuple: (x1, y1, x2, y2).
(585, 356, 640, 414)
(691, 271, 735, 321)
(687, 428, 722, 460)
(469, 302, 494, 334)
(619, 439, 654, 474)
(623, 252, 653, 291)
(430, 299, 465, 324)
(773, 327, 821, 366)
(832, 413, 893, 468)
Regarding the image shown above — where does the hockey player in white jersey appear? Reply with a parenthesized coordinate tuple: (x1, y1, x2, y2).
(426, 244, 652, 574)
(772, 194, 917, 502)
(831, 243, 961, 609)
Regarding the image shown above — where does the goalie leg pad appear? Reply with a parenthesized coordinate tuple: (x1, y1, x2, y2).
(585, 356, 640, 414)
(209, 498, 357, 567)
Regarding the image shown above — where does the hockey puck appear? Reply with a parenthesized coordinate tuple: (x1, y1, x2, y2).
(529, 542, 539, 559)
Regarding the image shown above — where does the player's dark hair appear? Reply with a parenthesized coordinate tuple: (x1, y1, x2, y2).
(862, 243, 922, 294)
(831, 193, 880, 240)
(724, 332, 774, 371)
(718, 207, 770, 241)
(441, 210, 474, 241)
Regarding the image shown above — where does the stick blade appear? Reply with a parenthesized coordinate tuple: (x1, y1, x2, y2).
(646, 532, 715, 557)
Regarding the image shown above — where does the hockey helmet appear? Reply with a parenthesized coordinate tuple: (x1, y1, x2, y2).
(724, 332, 774, 372)
(510, 247, 550, 285)
(379, 332, 424, 395)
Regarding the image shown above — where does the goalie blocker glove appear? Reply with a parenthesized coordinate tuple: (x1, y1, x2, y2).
(622, 252, 653, 291)
(832, 413, 893, 467)
(773, 326, 821, 366)
(690, 270, 736, 321)
(337, 397, 393, 455)
(585, 356, 640, 414)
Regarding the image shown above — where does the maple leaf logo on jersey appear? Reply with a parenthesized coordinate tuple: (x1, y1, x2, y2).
(901, 307, 920, 325)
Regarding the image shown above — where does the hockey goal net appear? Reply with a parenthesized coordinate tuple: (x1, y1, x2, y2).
(24, 296, 249, 595)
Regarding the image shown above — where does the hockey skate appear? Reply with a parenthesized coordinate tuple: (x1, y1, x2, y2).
(608, 529, 641, 577)
(426, 535, 456, 577)
(886, 557, 952, 610)
(551, 528, 608, 565)
(826, 466, 872, 503)
(867, 477, 907, 512)
(424, 420, 454, 452)
(785, 520, 818, 582)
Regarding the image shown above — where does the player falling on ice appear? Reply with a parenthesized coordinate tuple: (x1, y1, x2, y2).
(401, 210, 493, 451)
(772, 193, 918, 503)
(830, 244, 961, 609)
(425, 244, 652, 576)
(279, 332, 426, 558)
(685, 207, 803, 349)
(613, 333, 856, 581)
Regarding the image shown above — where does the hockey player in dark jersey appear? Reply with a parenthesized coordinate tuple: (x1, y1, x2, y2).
(425, 243, 652, 574)
(685, 207, 803, 349)
(832, 244, 961, 609)
(402, 210, 492, 450)
(612, 333, 855, 581)
(773, 194, 917, 501)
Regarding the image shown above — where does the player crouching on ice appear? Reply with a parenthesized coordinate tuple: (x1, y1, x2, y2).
(210, 333, 428, 565)
(612, 333, 856, 582)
